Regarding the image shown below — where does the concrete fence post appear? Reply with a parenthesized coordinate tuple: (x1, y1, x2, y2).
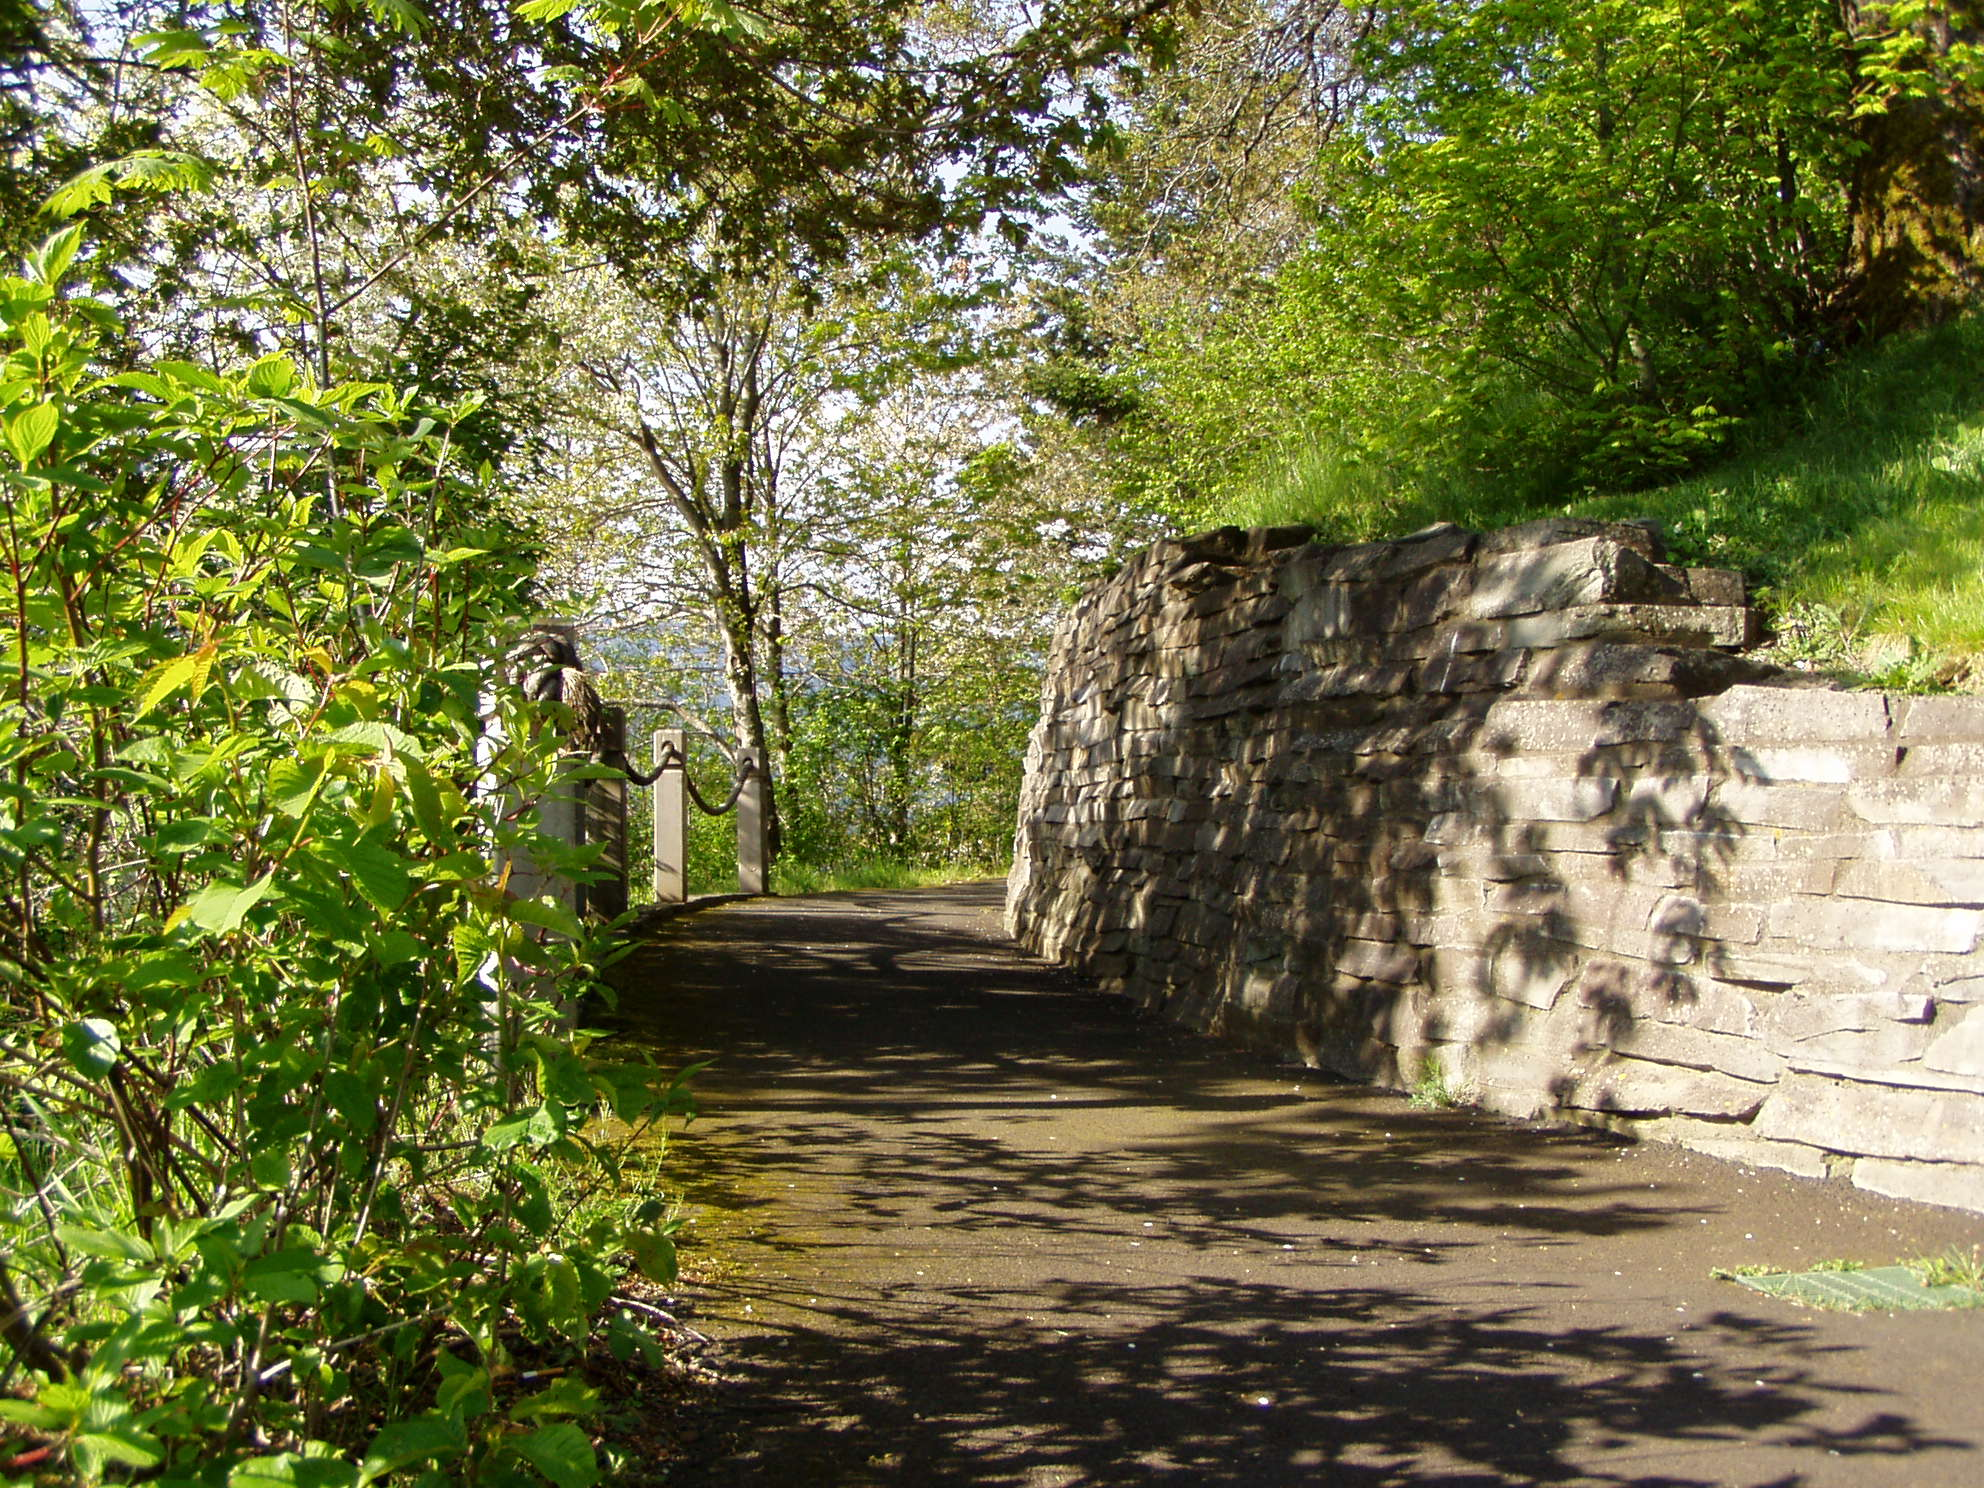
(652, 728, 686, 904)
(736, 747, 769, 895)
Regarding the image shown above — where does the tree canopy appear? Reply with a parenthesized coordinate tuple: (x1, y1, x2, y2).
(1029, 0, 1984, 534)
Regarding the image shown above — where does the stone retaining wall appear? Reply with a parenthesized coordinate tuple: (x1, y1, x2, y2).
(1006, 519, 1984, 1213)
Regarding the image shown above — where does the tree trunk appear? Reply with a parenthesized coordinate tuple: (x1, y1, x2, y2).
(1844, 1, 1984, 332)
(702, 560, 783, 864)
(891, 620, 918, 852)
(764, 579, 794, 791)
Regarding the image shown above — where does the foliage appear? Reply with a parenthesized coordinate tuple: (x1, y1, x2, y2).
(1146, 0, 1860, 523)
(770, 385, 1055, 874)
(43, 0, 1177, 344)
(536, 261, 1100, 882)
(1911, 1245, 1984, 1291)
(1340, 0, 1857, 481)
(1039, 0, 1975, 556)
(0, 239, 685, 1485)
(1404, 1060, 1470, 1111)
(1216, 308, 1984, 684)
(769, 859, 1003, 895)
(536, 249, 995, 857)
(0, 2, 143, 270)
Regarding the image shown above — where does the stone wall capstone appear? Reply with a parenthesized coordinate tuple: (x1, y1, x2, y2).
(1006, 519, 1984, 1214)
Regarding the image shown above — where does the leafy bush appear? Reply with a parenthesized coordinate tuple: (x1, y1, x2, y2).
(0, 232, 683, 1486)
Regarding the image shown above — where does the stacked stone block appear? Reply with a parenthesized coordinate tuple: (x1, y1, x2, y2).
(1007, 519, 1984, 1213)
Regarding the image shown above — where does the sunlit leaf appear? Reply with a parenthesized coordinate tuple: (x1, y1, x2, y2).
(5, 402, 57, 467)
(135, 641, 219, 718)
(181, 873, 277, 935)
(60, 1018, 121, 1079)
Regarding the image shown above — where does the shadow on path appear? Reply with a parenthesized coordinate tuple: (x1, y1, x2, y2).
(605, 884, 1984, 1487)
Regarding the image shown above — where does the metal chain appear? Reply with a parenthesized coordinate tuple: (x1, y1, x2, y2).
(609, 738, 682, 788)
(604, 739, 760, 817)
(679, 756, 760, 818)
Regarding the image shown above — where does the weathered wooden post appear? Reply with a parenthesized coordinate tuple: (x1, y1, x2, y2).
(736, 747, 769, 895)
(652, 728, 687, 904)
(582, 705, 630, 918)
(505, 620, 584, 921)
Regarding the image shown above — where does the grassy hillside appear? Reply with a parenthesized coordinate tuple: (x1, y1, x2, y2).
(1216, 314, 1984, 689)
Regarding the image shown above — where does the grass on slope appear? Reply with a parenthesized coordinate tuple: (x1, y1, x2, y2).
(1216, 315, 1984, 686)
(769, 858, 1006, 895)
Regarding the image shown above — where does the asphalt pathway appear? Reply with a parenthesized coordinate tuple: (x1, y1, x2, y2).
(607, 882, 1984, 1487)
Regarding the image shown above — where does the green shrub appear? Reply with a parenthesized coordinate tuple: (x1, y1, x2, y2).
(0, 232, 684, 1485)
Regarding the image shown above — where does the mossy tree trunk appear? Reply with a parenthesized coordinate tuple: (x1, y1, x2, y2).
(1844, 0, 1984, 332)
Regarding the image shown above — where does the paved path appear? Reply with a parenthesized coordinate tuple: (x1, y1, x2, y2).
(609, 883, 1984, 1487)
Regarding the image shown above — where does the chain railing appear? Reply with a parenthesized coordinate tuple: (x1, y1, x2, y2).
(509, 622, 772, 917)
(641, 729, 769, 902)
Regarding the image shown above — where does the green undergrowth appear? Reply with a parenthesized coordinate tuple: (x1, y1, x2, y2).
(769, 859, 1007, 895)
(1214, 314, 1984, 687)
(1712, 1246, 1984, 1311)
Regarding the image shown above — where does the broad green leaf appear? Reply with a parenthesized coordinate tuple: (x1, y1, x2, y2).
(506, 894, 583, 939)
(244, 355, 298, 398)
(230, 661, 315, 707)
(180, 873, 276, 935)
(526, 1104, 565, 1144)
(15, 310, 51, 353)
(55, 1223, 152, 1262)
(335, 836, 412, 911)
(154, 817, 223, 852)
(451, 922, 494, 985)
(359, 1413, 466, 1484)
(435, 1363, 490, 1420)
(372, 929, 424, 966)
(6, 401, 57, 467)
(513, 1169, 555, 1237)
(538, 1051, 594, 1108)
(45, 150, 219, 217)
(163, 1059, 242, 1110)
(323, 1069, 378, 1136)
(120, 948, 204, 990)
(268, 757, 327, 817)
(74, 1427, 165, 1474)
(481, 1110, 536, 1151)
(510, 1423, 598, 1488)
(428, 851, 490, 883)
(624, 1228, 677, 1286)
(507, 1377, 599, 1425)
(243, 1246, 343, 1305)
(0, 1399, 66, 1429)
(521, 1253, 585, 1339)
(60, 1017, 121, 1078)
(354, 528, 424, 578)
(230, 1453, 362, 1488)
(32, 1381, 91, 1419)
(365, 0, 427, 35)
(399, 759, 455, 842)
(26, 225, 83, 286)
(250, 1146, 292, 1189)
(166, 526, 220, 579)
(151, 359, 227, 393)
(133, 28, 214, 68)
(326, 720, 423, 759)
(135, 641, 218, 718)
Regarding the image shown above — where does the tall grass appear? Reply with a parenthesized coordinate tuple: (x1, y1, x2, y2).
(1211, 315, 1984, 683)
(771, 858, 1008, 895)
